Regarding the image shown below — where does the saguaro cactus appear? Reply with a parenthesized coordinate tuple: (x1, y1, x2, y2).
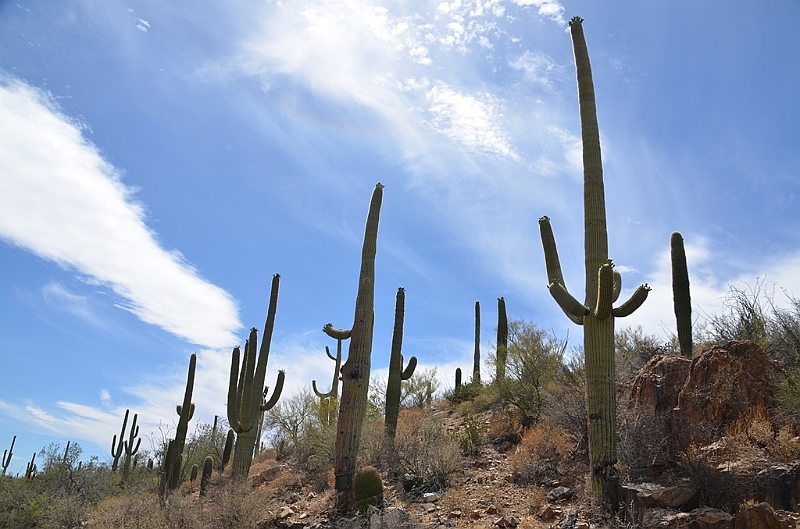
(538, 16, 650, 509)
(473, 301, 481, 384)
(227, 274, 285, 481)
(200, 455, 213, 496)
(496, 297, 508, 382)
(2, 436, 15, 476)
(334, 183, 383, 509)
(384, 287, 417, 440)
(162, 354, 197, 490)
(121, 412, 141, 482)
(454, 367, 462, 394)
(671, 232, 693, 357)
(110, 409, 130, 472)
(313, 323, 348, 425)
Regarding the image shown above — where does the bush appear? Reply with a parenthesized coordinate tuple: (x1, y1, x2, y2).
(489, 320, 566, 427)
(391, 408, 460, 491)
(510, 423, 572, 485)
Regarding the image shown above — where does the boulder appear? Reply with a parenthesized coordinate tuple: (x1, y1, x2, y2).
(676, 341, 780, 446)
(752, 464, 800, 511)
(630, 354, 692, 416)
(733, 502, 792, 529)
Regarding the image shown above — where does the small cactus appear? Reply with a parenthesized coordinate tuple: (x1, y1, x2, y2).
(200, 455, 213, 496)
(455, 367, 462, 394)
(190, 464, 198, 482)
(25, 452, 36, 479)
(353, 466, 383, 512)
(222, 429, 234, 470)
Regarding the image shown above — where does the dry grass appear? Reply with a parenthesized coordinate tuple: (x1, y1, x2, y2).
(510, 422, 572, 485)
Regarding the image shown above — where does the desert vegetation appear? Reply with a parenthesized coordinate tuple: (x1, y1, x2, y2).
(4, 15, 800, 529)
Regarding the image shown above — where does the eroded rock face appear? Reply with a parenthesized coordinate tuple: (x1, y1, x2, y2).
(629, 354, 692, 416)
(676, 341, 780, 446)
(733, 502, 794, 529)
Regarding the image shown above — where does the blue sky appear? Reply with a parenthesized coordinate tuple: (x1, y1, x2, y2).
(2, 0, 799, 472)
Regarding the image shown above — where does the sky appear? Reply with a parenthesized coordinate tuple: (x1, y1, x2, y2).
(1, 0, 800, 473)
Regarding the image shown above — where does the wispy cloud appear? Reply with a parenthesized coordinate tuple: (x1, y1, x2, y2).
(0, 76, 241, 348)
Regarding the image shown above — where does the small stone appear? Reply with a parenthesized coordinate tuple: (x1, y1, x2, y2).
(493, 516, 519, 528)
(469, 510, 482, 519)
(298, 513, 309, 520)
(443, 519, 456, 528)
(448, 510, 462, 519)
(537, 505, 556, 521)
(485, 505, 498, 514)
(546, 486, 574, 503)
(279, 507, 295, 519)
(422, 492, 441, 503)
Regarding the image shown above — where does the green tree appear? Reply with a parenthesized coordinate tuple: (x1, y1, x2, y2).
(490, 319, 566, 426)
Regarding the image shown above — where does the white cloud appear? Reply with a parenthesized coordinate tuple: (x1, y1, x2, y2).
(508, 50, 564, 91)
(509, 0, 566, 25)
(0, 76, 241, 348)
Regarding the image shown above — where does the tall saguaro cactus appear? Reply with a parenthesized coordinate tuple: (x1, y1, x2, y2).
(671, 232, 693, 357)
(227, 274, 286, 481)
(162, 355, 197, 491)
(3, 436, 15, 476)
(384, 287, 417, 440)
(538, 16, 650, 509)
(334, 183, 383, 509)
(121, 412, 141, 482)
(473, 301, 481, 384)
(496, 297, 508, 382)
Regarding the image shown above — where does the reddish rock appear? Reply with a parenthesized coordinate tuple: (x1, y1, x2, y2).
(686, 507, 734, 528)
(734, 502, 792, 529)
(639, 484, 700, 511)
(676, 341, 780, 446)
(630, 354, 692, 416)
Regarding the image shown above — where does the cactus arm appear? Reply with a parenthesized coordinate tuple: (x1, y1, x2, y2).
(612, 284, 651, 318)
(594, 261, 614, 320)
(260, 370, 285, 412)
(2, 436, 16, 476)
(401, 355, 417, 380)
(539, 216, 567, 286)
(540, 217, 586, 325)
(226, 346, 243, 434)
(312, 380, 333, 399)
(326, 345, 337, 362)
(323, 323, 352, 340)
(548, 281, 590, 320)
(240, 330, 258, 433)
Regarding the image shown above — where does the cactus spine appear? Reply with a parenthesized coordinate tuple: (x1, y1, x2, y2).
(473, 301, 481, 383)
(496, 297, 508, 382)
(384, 287, 417, 439)
(671, 232, 693, 357)
(538, 16, 650, 508)
(200, 455, 213, 496)
(227, 274, 285, 481)
(2, 436, 15, 476)
(334, 183, 383, 509)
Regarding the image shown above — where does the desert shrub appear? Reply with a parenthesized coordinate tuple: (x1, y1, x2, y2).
(487, 410, 521, 451)
(456, 412, 487, 457)
(401, 367, 441, 408)
(489, 320, 566, 427)
(510, 422, 572, 485)
(543, 353, 588, 456)
(768, 424, 800, 463)
(616, 404, 670, 480)
(391, 408, 460, 491)
(615, 326, 671, 383)
(678, 444, 748, 512)
(445, 378, 484, 405)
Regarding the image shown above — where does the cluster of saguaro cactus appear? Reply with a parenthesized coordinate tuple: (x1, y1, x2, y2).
(313, 323, 347, 426)
(227, 274, 285, 481)
(161, 354, 197, 492)
(496, 297, 508, 381)
(334, 183, 383, 509)
(538, 16, 650, 508)
(2, 436, 15, 476)
(473, 301, 481, 384)
(384, 287, 417, 440)
(671, 232, 693, 357)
